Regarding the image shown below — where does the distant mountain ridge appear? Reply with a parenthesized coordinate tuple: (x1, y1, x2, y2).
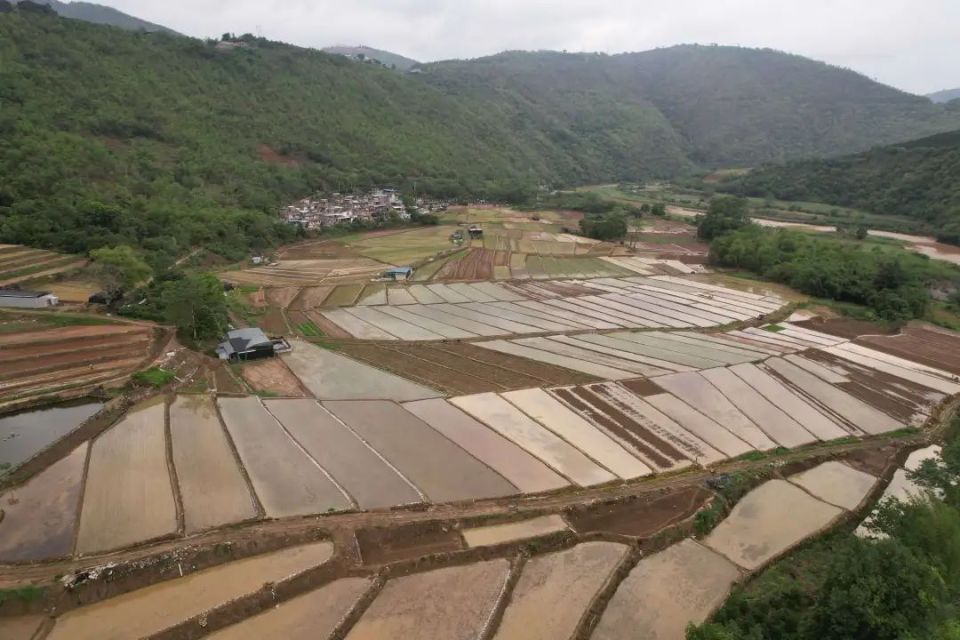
(15, 0, 177, 33)
(928, 88, 960, 104)
(322, 45, 419, 70)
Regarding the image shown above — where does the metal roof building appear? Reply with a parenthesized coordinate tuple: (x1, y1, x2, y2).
(0, 289, 59, 309)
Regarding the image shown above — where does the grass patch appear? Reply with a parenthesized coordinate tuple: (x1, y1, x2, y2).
(296, 321, 322, 337)
(0, 586, 46, 605)
(764, 324, 785, 332)
(133, 367, 176, 388)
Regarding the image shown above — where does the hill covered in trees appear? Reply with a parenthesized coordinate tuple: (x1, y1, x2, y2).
(718, 130, 960, 242)
(10, 0, 177, 33)
(3, 9, 960, 260)
(322, 45, 419, 70)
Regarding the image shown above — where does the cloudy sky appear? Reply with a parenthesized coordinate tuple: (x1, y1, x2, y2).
(102, 0, 958, 94)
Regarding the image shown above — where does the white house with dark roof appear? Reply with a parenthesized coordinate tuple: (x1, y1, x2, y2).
(0, 288, 59, 308)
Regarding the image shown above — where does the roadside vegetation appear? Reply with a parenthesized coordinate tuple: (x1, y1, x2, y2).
(688, 418, 960, 640)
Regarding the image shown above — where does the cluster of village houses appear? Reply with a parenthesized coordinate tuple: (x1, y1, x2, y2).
(280, 188, 447, 229)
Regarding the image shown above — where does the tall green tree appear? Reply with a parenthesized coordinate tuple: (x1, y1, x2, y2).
(89, 245, 152, 295)
(697, 196, 753, 240)
(160, 273, 227, 341)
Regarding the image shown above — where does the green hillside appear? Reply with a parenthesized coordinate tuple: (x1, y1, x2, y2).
(322, 45, 419, 71)
(3, 10, 960, 261)
(718, 129, 960, 241)
(14, 0, 177, 33)
(423, 46, 960, 167)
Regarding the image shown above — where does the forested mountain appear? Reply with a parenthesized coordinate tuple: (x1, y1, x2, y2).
(928, 88, 960, 104)
(322, 45, 419, 70)
(2, 9, 960, 260)
(12, 0, 177, 33)
(718, 130, 960, 242)
(422, 46, 960, 167)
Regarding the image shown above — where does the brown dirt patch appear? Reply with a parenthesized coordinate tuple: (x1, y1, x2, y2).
(301, 311, 353, 339)
(433, 343, 601, 387)
(213, 364, 247, 394)
(436, 248, 495, 281)
(793, 317, 894, 340)
(840, 444, 902, 477)
(356, 522, 463, 565)
(857, 327, 960, 375)
(290, 286, 334, 310)
(265, 287, 301, 308)
(259, 307, 290, 335)
(256, 144, 303, 167)
(565, 486, 712, 538)
(620, 379, 666, 397)
(277, 239, 359, 261)
(237, 358, 309, 397)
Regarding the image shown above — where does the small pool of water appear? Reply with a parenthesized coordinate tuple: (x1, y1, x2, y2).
(0, 401, 103, 471)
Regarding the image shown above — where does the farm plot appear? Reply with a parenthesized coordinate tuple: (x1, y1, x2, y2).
(787, 461, 878, 510)
(265, 399, 422, 509)
(593, 539, 741, 640)
(0, 244, 87, 287)
(493, 542, 628, 640)
(218, 397, 352, 517)
(222, 257, 386, 287)
(318, 276, 789, 340)
(350, 225, 459, 265)
(283, 340, 441, 400)
(703, 479, 844, 570)
(857, 324, 960, 375)
(565, 485, 712, 538)
(76, 399, 178, 554)
(209, 577, 371, 640)
(323, 400, 517, 502)
(0, 443, 87, 562)
(0, 400, 101, 470)
(169, 395, 258, 533)
(356, 521, 464, 564)
(237, 357, 308, 397)
(450, 392, 616, 487)
(47, 542, 334, 640)
(434, 247, 496, 280)
(0, 322, 156, 407)
(344, 559, 510, 640)
(404, 399, 569, 493)
(462, 514, 569, 547)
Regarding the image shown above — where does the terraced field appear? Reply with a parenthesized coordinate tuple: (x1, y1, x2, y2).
(0, 244, 87, 287)
(0, 318, 160, 408)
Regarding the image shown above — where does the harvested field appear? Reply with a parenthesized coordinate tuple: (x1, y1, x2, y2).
(169, 395, 258, 533)
(324, 400, 518, 502)
(350, 225, 457, 265)
(356, 521, 463, 564)
(344, 559, 510, 640)
(218, 397, 352, 517)
(0, 443, 87, 562)
(0, 244, 87, 287)
(264, 399, 422, 509)
(450, 392, 616, 487)
(435, 247, 495, 280)
(494, 541, 627, 640)
(704, 479, 843, 570)
(75, 400, 177, 555)
(565, 485, 712, 538)
(47, 542, 334, 640)
(209, 577, 371, 640)
(594, 539, 740, 640)
(222, 257, 386, 287)
(0, 401, 101, 470)
(237, 358, 308, 397)
(787, 461, 877, 510)
(463, 514, 569, 547)
(290, 286, 333, 310)
(44, 280, 101, 303)
(404, 398, 569, 493)
(283, 340, 441, 400)
(857, 325, 960, 375)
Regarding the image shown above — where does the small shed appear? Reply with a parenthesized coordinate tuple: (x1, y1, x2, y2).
(468, 225, 483, 239)
(0, 289, 59, 309)
(216, 328, 290, 361)
(384, 266, 413, 281)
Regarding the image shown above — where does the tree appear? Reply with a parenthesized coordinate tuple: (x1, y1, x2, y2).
(651, 203, 667, 216)
(89, 245, 152, 295)
(697, 196, 752, 239)
(160, 273, 228, 342)
(580, 212, 627, 241)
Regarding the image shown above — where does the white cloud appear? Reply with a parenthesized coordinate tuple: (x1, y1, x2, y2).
(100, 0, 959, 93)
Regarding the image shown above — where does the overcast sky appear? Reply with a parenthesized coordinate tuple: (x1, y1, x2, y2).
(102, 0, 959, 94)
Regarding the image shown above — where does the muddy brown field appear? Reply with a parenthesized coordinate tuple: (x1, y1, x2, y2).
(356, 522, 463, 565)
(565, 486, 712, 538)
(337, 342, 599, 395)
(237, 359, 309, 397)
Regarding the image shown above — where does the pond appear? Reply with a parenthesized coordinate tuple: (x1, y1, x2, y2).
(0, 401, 103, 472)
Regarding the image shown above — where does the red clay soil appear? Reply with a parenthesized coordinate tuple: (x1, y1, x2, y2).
(256, 144, 303, 167)
(0, 334, 151, 363)
(238, 358, 309, 397)
(564, 485, 712, 538)
(436, 248, 495, 281)
(356, 522, 464, 565)
(0, 344, 148, 380)
(0, 324, 145, 347)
